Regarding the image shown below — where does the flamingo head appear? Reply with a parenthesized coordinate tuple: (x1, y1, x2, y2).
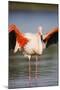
(37, 26, 43, 36)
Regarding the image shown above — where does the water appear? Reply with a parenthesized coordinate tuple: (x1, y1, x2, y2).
(8, 45, 58, 89)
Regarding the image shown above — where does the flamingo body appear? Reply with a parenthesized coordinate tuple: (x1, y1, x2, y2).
(23, 33, 43, 55)
(9, 24, 58, 60)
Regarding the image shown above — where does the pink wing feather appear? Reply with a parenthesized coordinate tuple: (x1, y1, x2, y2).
(9, 24, 29, 48)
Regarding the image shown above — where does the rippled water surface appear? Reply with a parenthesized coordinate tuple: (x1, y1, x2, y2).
(9, 45, 58, 89)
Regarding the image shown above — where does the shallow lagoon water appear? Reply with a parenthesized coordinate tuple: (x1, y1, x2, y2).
(9, 45, 58, 88)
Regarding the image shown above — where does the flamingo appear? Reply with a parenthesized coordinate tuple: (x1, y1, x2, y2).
(9, 24, 58, 79)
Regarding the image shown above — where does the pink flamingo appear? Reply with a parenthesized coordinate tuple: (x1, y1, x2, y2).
(9, 24, 58, 79)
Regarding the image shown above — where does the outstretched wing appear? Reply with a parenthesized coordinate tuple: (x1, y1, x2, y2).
(43, 27, 58, 48)
(9, 24, 29, 51)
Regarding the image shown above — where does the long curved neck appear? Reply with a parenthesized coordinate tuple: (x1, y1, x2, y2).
(38, 33, 46, 49)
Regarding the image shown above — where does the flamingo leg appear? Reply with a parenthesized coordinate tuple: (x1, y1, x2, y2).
(35, 56, 38, 79)
(28, 56, 31, 80)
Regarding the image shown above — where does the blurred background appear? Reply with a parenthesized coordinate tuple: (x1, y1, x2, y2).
(9, 1, 58, 33)
(8, 1, 58, 89)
